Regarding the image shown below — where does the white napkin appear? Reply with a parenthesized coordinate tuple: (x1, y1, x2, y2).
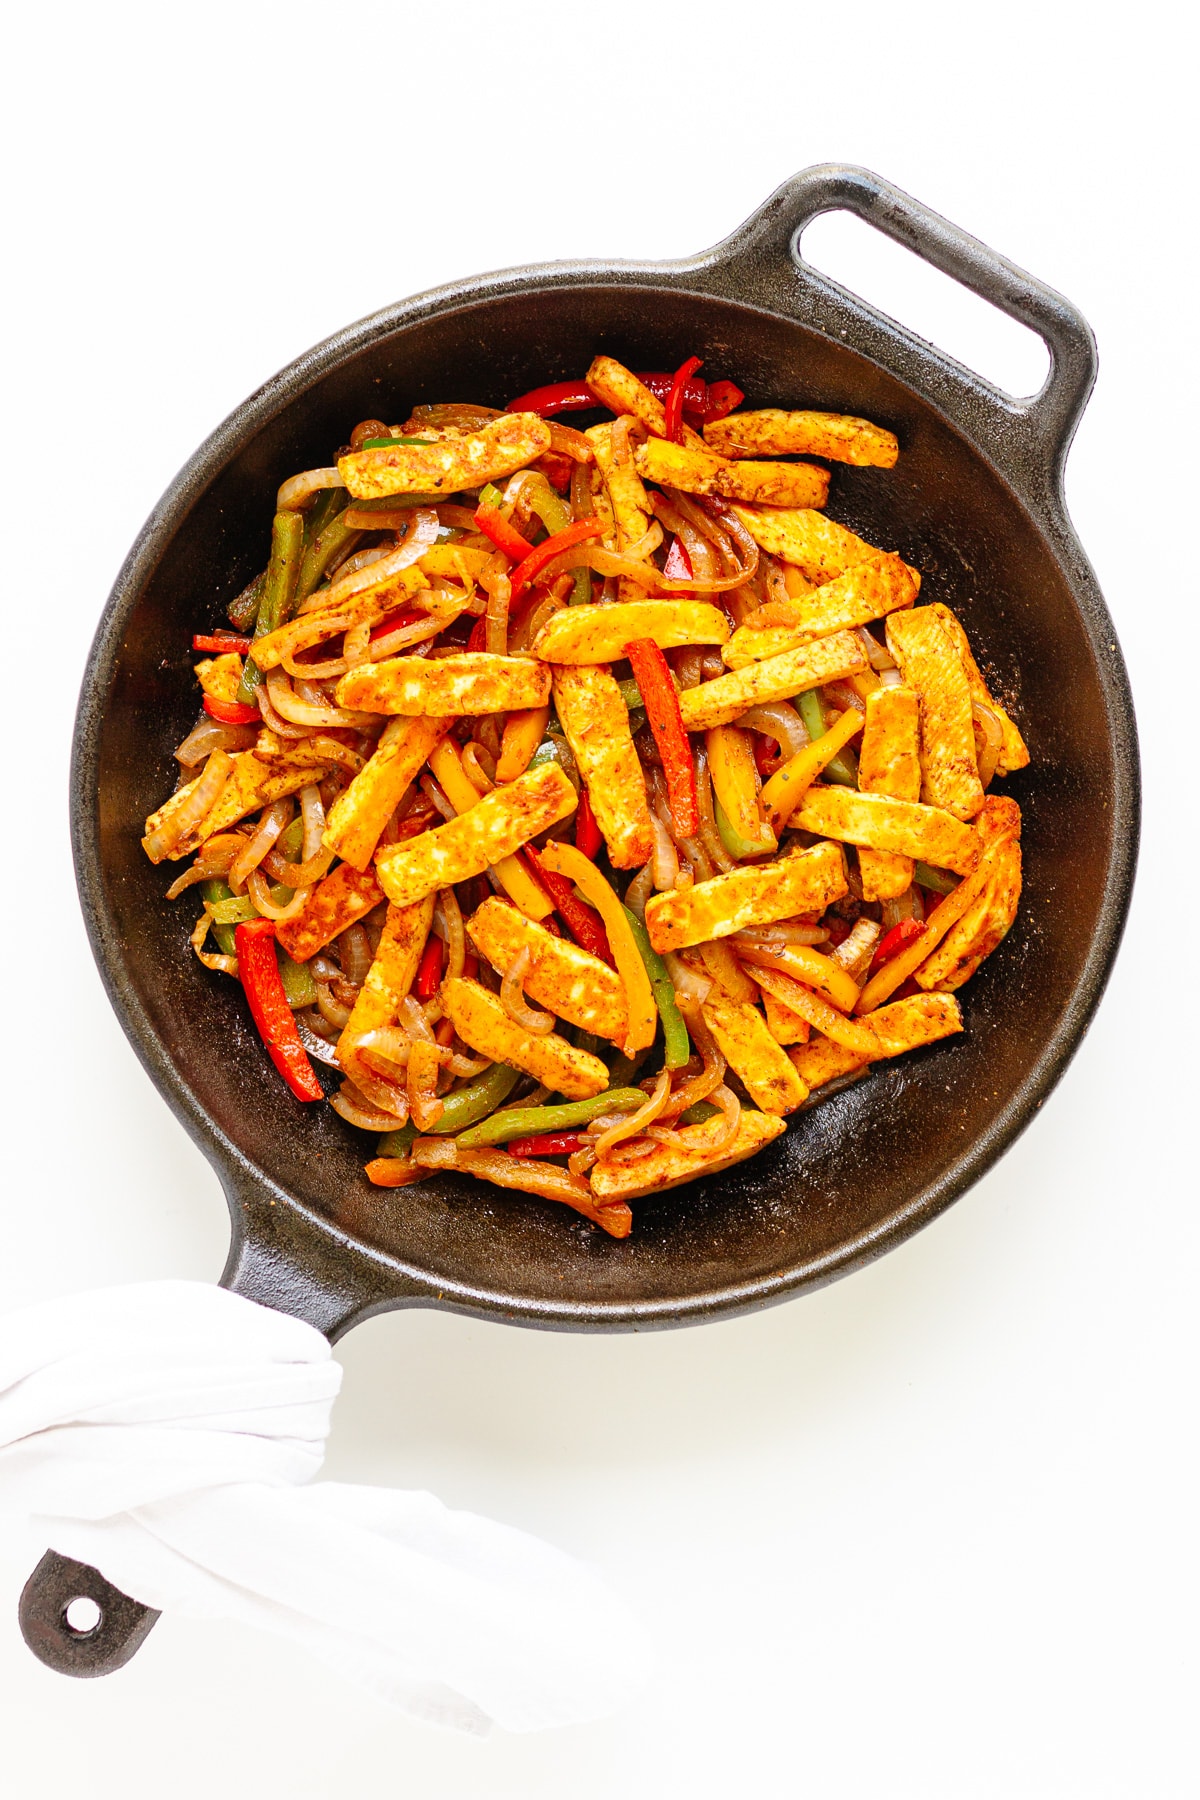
(0, 1281, 650, 1733)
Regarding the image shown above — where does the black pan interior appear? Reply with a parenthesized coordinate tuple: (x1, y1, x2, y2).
(81, 284, 1124, 1324)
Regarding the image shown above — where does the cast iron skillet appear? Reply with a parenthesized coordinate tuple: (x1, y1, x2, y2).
(21, 166, 1138, 1678)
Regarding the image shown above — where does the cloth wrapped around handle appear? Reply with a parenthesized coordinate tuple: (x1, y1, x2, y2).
(0, 1282, 649, 1733)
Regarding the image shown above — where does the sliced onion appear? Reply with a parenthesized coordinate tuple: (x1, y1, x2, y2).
(164, 833, 246, 898)
(593, 1069, 671, 1159)
(331, 1079, 407, 1132)
(189, 909, 238, 976)
(144, 749, 233, 862)
(255, 683, 312, 739)
(439, 886, 466, 981)
(831, 916, 882, 981)
(247, 867, 311, 922)
(277, 467, 343, 511)
(624, 861, 655, 923)
(338, 923, 373, 987)
(879, 667, 904, 688)
(175, 716, 256, 767)
(366, 614, 448, 660)
(294, 1014, 343, 1067)
(855, 625, 897, 671)
(647, 1083, 741, 1155)
(400, 995, 436, 1042)
(738, 701, 809, 758)
(649, 815, 681, 891)
(266, 666, 375, 730)
(480, 554, 512, 656)
(734, 922, 829, 947)
(972, 699, 1004, 788)
(229, 797, 294, 894)
(297, 511, 440, 618)
(315, 976, 353, 1031)
(277, 843, 336, 887)
(664, 951, 713, 1007)
(500, 946, 555, 1035)
(405, 403, 500, 430)
(300, 783, 326, 860)
(548, 421, 595, 462)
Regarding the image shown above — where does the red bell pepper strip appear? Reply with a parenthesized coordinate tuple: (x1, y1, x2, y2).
(663, 356, 704, 444)
(204, 694, 260, 726)
(234, 919, 324, 1101)
(415, 934, 444, 1000)
(473, 504, 535, 562)
(870, 917, 927, 972)
(523, 846, 614, 967)
(193, 631, 252, 654)
(576, 789, 602, 860)
(623, 638, 699, 837)
(752, 732, 779, 779)
(702, 378, 745, 423)
(662, 535, 694, 582)
(509, 517, 604, 604)
(506, 372, 712, 418)
(467, 615, 488, 652)
(507, 1132, 587, 1158)
(369, 607, 425, 644)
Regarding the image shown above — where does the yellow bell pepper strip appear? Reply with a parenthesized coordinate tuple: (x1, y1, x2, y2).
(456, 1088, 648, 1149)
(759, 704, 865, 835)
(427, 737, 554, 921)
(737, 940, 862, 1013)
(496, 705, 551, 782)
(707, 724, 775, 855)
(238, 510, 304, 703)
(234, 919, 324, 1100)
(714, 798, 770, 862)
(200, 879, 239, 957)
(622, 906, 691, 1068)
(538, 841, 658, 1055)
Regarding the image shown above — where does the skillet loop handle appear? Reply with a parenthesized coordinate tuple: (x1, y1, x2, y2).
(711, 163, 1097, 493)
(18, 1550, 160, 1678)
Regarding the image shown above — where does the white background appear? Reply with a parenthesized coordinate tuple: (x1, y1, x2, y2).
(1, 3, 1195, 1795)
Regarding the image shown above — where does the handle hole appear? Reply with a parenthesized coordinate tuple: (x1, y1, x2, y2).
(798, 211, 1051, 401)
(63, 1597, 103, 1636)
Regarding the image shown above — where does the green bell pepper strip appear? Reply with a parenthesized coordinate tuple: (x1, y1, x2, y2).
(715, 797, 770, 863)
(302, 485, 346, 548)
(277, 946, 317, 1009)
(377, 1120, 418, 1158)
(913, 860, 960, 895)
(276, 817, 305, 861)
(200, 880, 239, 957)
(228, 570, 265, 632)
(456, 1088, 648, 1150)
(238, 510, 304, 701)
(606, 1046, 652, 1087)
(617, 677, 643, 710)
(622, 905, 690, 1070)
(420, 1061, 522, 1136)
(296, 505, 359, 604)
(361, 436, 434, 448)
(677, 1099, 718, 1126)
(798, 689, 858, 789)
(518, 469, 591, 606)
(208, 894, 262, 926)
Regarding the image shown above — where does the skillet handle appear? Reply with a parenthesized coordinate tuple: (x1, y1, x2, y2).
(701, 163, 1097, 498)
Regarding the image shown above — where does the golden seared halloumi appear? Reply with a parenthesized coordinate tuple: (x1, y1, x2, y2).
(374, 761, 577, 908)
(928, 603, 1030, 774)
(644, 840, 848, 952)
(336, 896, 435, 1078)
(252, 564, 431, 670)
(275, 862, 385, 963)
(721, 626, 811, 670)
(679, 632, 867, 730)
(323, 715, 452, 871)
(915, 796, 1022, 991)
(761, 986, 811, 1046)
(336, 652, 550, 717)
(857, 684, 921, 902)
(194, 653, 243, 703)
(589, 1109, 785, 1201)
(533, 600, 728, 664)
(550, 663, 654, 869)
(466, 898, 628, 1044)
(145, 751, 335, 860)
(585, 357, 708, 449)
(634, 437, 830, 510)
(787, 990, 964, 1090)
(585, 422, 652, 550)
(729, 505, 882, 582)
(740, 553, 919, 644)
(886, 608, 984, 820)
(793, 787, 981, 876)
(700, 994, 808, 1113)
(338, 413, 550, 500)
(440, 977, 609, 1099)
(704, 407, 900, 467)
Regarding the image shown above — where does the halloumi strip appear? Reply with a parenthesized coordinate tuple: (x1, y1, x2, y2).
(635, 437, 830, 510)
(551, 663, 654, 869)
(253, 564, 430, 669)
(275, 861, 385, 963)
(700, 995, 808, 1114)
(323, 715, 452, 872)
(533, 600, 729, 664)
(886, 608, 983, 820)
(857, 684, 921, 902)
(677, 632, 867, 731)
(748, 964, 880, 1056)
(704, 408, 899, 467)
(730, 505, 882, 582)
(929, 602, 1030, 773)
(793, 787, 981, 877)
(338, 413, 551, 499)
(441, 977, 609, 1100)
(585, 422, 651, 549)
(146, 752, 335, 860)
(916, 835, 1022, 991)
(336, 896, 435, 1078)
(374, 762, 577, 910)
(733, 553, 919, 651)
(786, 990, 964, 1087)
(466, 897, 629, 1043)
(644, 840, 848, 953)
(589, 1109, 786, 1202)
(854, 833, 1017, 1012)
(427, 737, 552, 920)
(336, 652, 550, 717)
(585, 356, 708, 450)
(761, 987, 811, 1046)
